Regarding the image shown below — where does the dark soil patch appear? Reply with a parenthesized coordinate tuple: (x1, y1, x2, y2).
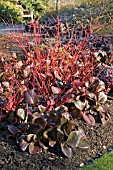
(0, 99, 113, 170)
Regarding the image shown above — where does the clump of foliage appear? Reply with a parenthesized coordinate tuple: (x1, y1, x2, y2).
(0, 0, 23, 23)
(0, 15, 113, 158)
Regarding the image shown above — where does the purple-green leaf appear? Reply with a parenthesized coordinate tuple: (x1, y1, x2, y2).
(66, 128, 88, 149)
(19, 139, 29, 151)
(8, 125, 21, 136)
(61, 143, 72, 158)
(24, 90, 38, 105)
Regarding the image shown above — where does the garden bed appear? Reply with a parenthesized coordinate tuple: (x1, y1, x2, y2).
(0, 34, 113, 170)
(0, 99, 113, 170)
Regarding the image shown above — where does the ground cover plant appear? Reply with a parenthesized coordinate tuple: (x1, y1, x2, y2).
(0, 2, 113, 163)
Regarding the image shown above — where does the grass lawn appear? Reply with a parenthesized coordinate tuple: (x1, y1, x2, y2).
(80, 150, 113, 170)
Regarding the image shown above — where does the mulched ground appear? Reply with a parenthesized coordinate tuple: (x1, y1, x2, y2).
(0, 99, 113, 170)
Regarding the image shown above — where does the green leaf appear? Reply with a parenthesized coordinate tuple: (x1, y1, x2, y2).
(74, 100, 85, 110)
(17, 108, 25, 120)
(27, 134, 34, 142)
(66, 128, 88, 149)
(61, 143, 72, 158)
(38, 105, 47, 113)
(98, 92, 107, 103)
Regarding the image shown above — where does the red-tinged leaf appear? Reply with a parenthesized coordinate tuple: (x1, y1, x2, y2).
(100, 112, 109, 125)
(2, 82, 9, 88)
(61, 143, 72, 158)
(19, 139, 29, 151)
(82, 114, 95, 126)
(29, 142, 41, 154)
(8, 125, 21, 136)
(49, 140, 56, 147)
(17, 108, 25, 120)
(87, 115, 95, 126)
(15, 60, 23, 69)
(98, 92, 107, 103)
(51, 86, 61, 94)
(24, 90, 38, 105)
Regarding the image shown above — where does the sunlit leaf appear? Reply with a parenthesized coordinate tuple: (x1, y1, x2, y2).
(96, 80, 105, 92)
(19, 139, 29, 151)
(49, 140, 56, 147)
(51, 86, 61, 94)
(77, 137, 89, 149)
(74, 100, 85, 110)
(38, 105, 47, 113)
(27, 134, 34, 142)
(82, 114, 95, 125)
(29, 142, 40, 154)
(17, 108, 25, 120)
(98, 92, 107, 103)
(61, 143, 72, 158)
(66, 128, 88, 149)
(2, 81, 9, 88)
(55, 105, 68, 115)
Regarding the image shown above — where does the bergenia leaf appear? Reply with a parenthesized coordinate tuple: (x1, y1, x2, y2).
(19, 139, 29, 151)
(82, 114, 95, 125)
(2, 81, 9, 88)
(24, 90, 38, 105)
(38, 105, 47, 113)
(66, 128, 88, 148)
(8, 125, 21, 136)
(98, 92, 107, 103)
(51, 86, 61, 94)
(95, 105, 104, 112)
(49, 140, 56, 147)
(77, 137, 89, 149)
(55, 105, 68, 115)
(74, 100, 85, 110)
(29, 142, 40, 154)
(61, 143, 72, 158)
(96, 80, 105, 92)
(27, 134, 34, 142)
(17, 108, 25, 120)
